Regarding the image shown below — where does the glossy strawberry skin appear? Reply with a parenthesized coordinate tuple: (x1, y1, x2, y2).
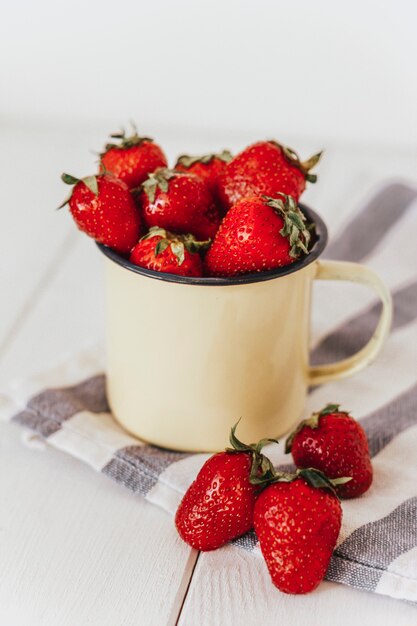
(254, 479, 342, 594)
(205, 196, 294, 276)
(101, 141, 167, 189)
(290, 412, 373, 499)
(175, 452, 258, 551)
(68, 175, 141, 254)
(129, 234, 203, 277)
(175, 157, 228, 207)
(217, 142, 307, 212)
(141, 173, 221, 240)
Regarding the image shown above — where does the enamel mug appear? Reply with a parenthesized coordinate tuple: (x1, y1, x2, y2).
(98, 205, 392, 452)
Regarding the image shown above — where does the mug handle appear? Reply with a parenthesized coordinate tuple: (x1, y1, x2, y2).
(309, 260, 393, 386)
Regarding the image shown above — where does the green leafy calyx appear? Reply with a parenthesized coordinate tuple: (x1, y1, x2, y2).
(226, 421, 278, 485)
(58, 173, 99, 209)
(101, 122, 152, 154)
(271, 141, 322, 183)
(263, 193, 312, 258)
(175, 149, 233, 169)
(141, 226, 211, 266)
(141, 168, 179, 203)
(318, 403, 343, 417)
(285, 403, 346, 453)
(296, 468, 351, 497)
(249, 465, 351, 498)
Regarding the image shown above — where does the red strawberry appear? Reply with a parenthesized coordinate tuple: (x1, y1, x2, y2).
(254, 469, 343, 594)
(60, 173, 141, 254)
(100, 125, 167, 189)
(286, 404, 373, 499)
(175, 425, 277, 551)
(205, 194, 312, 277)
(140, 168, 221, 240)
(175, 150, 232, 206)
(217, 141, 321, 212)
(129, 227, 209, 277)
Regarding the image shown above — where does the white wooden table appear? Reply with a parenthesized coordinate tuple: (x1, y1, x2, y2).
(1, 119, 417, 625)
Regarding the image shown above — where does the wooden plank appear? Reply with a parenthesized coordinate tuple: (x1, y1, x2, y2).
(177, 544, 417, 626)
(0, 421, 197, 626)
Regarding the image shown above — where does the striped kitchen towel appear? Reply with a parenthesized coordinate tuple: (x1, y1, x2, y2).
(2, 182, 417, 603)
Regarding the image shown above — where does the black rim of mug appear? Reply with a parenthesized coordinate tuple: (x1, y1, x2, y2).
(96, 204, 328, 286)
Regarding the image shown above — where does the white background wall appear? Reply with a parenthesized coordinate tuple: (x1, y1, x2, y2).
(1, 0, 416, 149)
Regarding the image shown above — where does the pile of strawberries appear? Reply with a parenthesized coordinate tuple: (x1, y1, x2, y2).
(60, 124, 322, 277)
(175, 404, 373, 594)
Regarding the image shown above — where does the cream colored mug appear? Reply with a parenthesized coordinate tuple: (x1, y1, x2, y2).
(98, 205, 392, 452)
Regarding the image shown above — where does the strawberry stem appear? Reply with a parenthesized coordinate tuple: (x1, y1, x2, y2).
(271, 141, 322, 183)
(296, 468, 351, 496)
(175, 150, 233, 169)
(249, 465, 351, 498)
(141, 227, 210, 267)
(58, 172, 98, 209)
(61, 173, 79, 185)
(263, 194, 312, 258)
(318, 403, 342, 417)
(141, 168, 178, 203)
(101, 122, 153, 154)
(227, 422, 278, 485)
(285, 403, 347, 453)
(81, 176, 99, 196)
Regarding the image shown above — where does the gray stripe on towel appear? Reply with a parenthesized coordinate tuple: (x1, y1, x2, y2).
(361, 382, 417, 458)
(232, 530, 258, 551)
(327, 554, 382, 591)
(324, 183, 417, 263)
(327, 497, 417, 590)
(311, 278, 417, 366)
(13, 374, 108, 437)
(102, 445, 190, 496)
